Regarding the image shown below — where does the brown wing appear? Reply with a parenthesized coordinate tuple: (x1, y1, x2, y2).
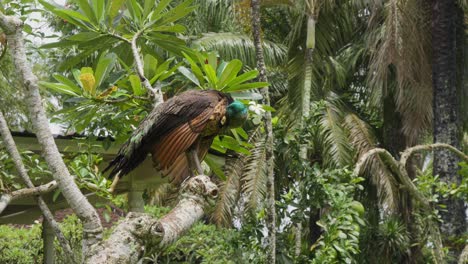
(152, 105, 214, 169)
(162, 139, 212, 184)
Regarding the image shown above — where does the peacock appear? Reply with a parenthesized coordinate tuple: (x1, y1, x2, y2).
(104, 89, 248, 188)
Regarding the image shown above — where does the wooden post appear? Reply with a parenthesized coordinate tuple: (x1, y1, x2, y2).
(42, 218, 55, 264)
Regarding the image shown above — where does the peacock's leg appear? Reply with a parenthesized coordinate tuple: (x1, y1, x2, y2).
(191, 148, 204, 175)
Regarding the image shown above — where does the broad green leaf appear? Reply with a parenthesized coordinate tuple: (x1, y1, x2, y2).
(40, 40, 79, 49)
(224, 82, 269, 92)
(92, 0, 105, 24)
(66, 31, 101, 41)
(219, 136, 251, 155)
(202, 63, 218, 87)
(151, 0, 172, 20)
(216, 61, 228, 78)
(206, 52, 217, 70)
(158, 61, 182, 81)
(95, 53, 117, 88)
(153, 24, 186, 33)
(178, 66, 200, 87)
(225, 70, 259, 88)
(158, 0, 195, 25)
(205, 154, 226, 180)
(52, 74, 82, 94)
(39, 81, 80, 96)
(143, 54, 158, 80)
(129, 74, 145, 95)
(77, 0, 98, 25)
(182, 52, 205, 86)
(143, 0, 155, 18)
(218, 59, 242, 88)
(127, 0, 142, 24)
(81, 67, 94, 75)
(109, 0, 126, 20)
(55, 9, 92, 24)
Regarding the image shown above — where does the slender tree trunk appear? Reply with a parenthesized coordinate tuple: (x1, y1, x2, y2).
(0, 13, 103, 254)
(250, 1, 276, 262)
(431, 1, 466, 261)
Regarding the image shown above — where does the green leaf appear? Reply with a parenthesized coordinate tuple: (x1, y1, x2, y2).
(205, 154, 226, 180)
(202, 63, 218, 88)
(95, 53, 117, 88)
(109, 0, 126, 20)
(129, 74, 144, 95)
(153, 24, 186, 33)
(52, 74, 82, 94)
(151, 0, 172, 20)
(182, 52, 205, 86)
(55, 9, 92, 24)
(143, 0, 155, 18)
(224, 82, 268, 92)
(77, 0, 98, 25)
(143, 54, 158, 80)
(219, 136, 251, 155)
(158, 0, 195, 25)
(39, 81, 80, 96)
(178, 66, 200, 87)
(225, 70, 259, 88)
(127, 0, 142, 24)
(66, 31, 101, 41)
(93, 0, 105, 24)
(218, 59, 242, 89)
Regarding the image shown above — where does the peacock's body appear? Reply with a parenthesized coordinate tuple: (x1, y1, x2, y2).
(104, 89, 248, 184)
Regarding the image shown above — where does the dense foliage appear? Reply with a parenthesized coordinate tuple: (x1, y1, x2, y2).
(0, 0, 466, 263)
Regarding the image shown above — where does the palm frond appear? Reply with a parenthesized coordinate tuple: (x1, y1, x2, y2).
(192, 32, 287, 68)
(318, 96, 353, 167)
(367, 0, 432, 144)
(241, 133, 268, 213)
(211, 156, 243, 227)
(344, 113, 399, 211)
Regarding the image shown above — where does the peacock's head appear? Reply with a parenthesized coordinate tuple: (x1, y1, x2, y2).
(226, 100, 248, 128)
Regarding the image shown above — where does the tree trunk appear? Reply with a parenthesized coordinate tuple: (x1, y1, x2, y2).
(432, 0, 466, 261)
(250, 1, 276, 262)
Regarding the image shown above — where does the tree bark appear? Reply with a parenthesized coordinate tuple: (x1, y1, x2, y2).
(431, 0, 466, 261)
(85, 175, 218, 263)
(0, 13, 103, 253)
(250, 1, 276, 262)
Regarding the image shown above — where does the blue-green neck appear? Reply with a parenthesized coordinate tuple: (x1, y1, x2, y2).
(226, 101, 248, 128)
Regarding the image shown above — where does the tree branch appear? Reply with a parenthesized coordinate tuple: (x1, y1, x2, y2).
(354, 148, 429, 208)
(0, 12, 103, 252)
(0, 181, 58, 213)
(0, 111, 75, 263)
(85, 175, 218, 263)
(400, 143, 468, 168)
(131, 30, 163, 105)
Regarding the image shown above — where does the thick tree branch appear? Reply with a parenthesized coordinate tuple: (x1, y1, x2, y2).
(0, 12, 103, 251)
(0, 111, 75, 262)
(85, 175, 218, 263)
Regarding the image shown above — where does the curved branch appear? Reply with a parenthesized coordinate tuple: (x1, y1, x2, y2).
(400, 143, 468, 168)
(85, 175, 218, 263)
(354, 148, 429, 208)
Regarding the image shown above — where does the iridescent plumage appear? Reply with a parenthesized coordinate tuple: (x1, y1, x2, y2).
(104, 89, 247, 184)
